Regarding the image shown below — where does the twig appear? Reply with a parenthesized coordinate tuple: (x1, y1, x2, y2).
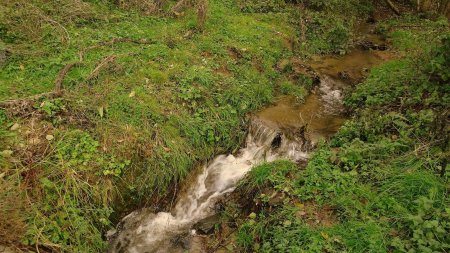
(207, 227, 238, 253)
(385, 0, 401, 15)
(85, 55, 117, 82)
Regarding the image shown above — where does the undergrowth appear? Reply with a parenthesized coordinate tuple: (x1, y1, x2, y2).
(223, 19, 450, 253)
(1, 0, 448, 252)
(0, 0, 302, 251)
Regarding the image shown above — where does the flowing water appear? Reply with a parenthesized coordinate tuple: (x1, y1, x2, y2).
(108, 76, 347, 253)
(108, 24, 392, 253)
(108, 118, 312, 252)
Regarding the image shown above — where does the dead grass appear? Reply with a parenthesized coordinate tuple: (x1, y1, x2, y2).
(0, 0, 99, 43)
(114, 0, 167, 15)
(0, 179, 28, 245)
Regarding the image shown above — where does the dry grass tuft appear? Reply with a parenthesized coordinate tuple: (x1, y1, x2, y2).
(0, 0, 99, 43)
(0, 179, 28, 245)
(197, 0, 208, 31)
(114, 0, 167, 15)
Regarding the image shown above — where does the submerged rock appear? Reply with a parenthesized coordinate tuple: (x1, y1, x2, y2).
(193, 213, 221, 234)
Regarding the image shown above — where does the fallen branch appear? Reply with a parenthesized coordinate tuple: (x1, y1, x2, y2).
(385, 0, 401, 15)
(54, 62, 83, 95)
(0, 92, 58, 109)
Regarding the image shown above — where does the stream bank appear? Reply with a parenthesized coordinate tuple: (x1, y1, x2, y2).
(107, 21, 395, 253)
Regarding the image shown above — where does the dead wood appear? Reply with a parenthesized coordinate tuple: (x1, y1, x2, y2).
(54, 62, 83, 95)
(385, 0, 401, 15)
(170, 0, 192, 15)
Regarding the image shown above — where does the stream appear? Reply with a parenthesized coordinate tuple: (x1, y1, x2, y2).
(107, 24, 392, 253)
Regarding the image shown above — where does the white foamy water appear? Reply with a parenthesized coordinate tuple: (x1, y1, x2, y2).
(108, 119, 309, 253)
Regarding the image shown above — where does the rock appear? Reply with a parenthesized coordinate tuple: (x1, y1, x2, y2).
(338, 71, 350, 80)
(193, 213, 220, 234)
(172, 232, 192, 250)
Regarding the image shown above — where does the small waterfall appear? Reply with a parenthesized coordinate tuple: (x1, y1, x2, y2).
(108, 118, 309, 253)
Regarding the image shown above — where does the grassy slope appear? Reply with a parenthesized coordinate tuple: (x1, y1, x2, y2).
(0, 1, 301, 251)
(1, 0, 447, 252)
(221, 16, 450, 253)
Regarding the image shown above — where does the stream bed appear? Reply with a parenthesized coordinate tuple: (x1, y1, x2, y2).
(107, 24, 393, 253)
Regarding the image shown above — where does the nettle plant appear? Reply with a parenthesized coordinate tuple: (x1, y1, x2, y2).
(55, 129, 130, 176)
(392, 195, 450, 253)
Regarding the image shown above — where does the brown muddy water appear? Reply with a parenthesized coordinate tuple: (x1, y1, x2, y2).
(257, 45, 392, 145)
(107, 24, 394, 253)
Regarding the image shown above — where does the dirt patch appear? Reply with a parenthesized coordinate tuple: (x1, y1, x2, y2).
(227, 47, 244, 60)
(214, 65, 231, 76)
(294, 200, 337, 228)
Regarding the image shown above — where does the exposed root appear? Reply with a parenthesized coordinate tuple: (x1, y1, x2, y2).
(170, 0, 193, 15)
(196, 0, 208, 31)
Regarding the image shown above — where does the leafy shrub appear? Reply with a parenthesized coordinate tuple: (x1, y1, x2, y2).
(391, 196, 450, 253)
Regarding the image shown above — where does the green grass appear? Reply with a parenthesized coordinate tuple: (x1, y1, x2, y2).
(223, 24, 450, 253)
(0, 0, 309, 251)
(1, 0, 448, 251)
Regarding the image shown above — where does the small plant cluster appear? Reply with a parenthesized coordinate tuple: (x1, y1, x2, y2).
(20, 129, 129, 252)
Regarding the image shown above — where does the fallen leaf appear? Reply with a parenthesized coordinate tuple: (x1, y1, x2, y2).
(283, 220, 292, 227)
